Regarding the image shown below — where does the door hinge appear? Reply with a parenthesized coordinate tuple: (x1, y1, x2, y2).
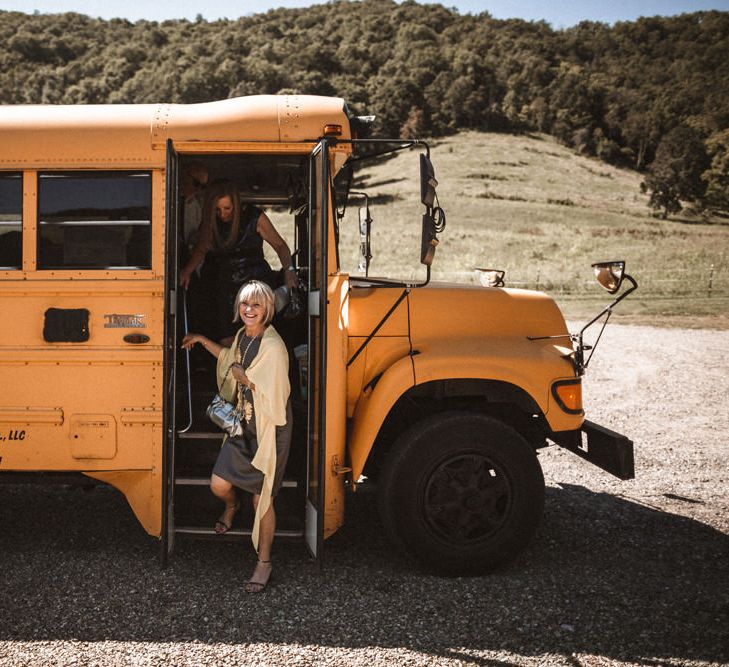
(331, 455, 351, 476)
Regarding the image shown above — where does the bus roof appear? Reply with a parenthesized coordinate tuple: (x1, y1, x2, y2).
(0, 95, 350, 169)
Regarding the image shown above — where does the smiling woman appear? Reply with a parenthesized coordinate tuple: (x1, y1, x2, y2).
(181, 280, 292, 594)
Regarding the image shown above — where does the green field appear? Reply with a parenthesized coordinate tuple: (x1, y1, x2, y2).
(269, 131, 729, 329)
(344, 131, 729, 329)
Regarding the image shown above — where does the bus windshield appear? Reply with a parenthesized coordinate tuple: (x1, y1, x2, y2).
(335, 143, 431, 284)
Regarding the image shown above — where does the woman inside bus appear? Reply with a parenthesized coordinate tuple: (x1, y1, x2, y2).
(179, 180, 297, 341)
(181, 280, 292, 594)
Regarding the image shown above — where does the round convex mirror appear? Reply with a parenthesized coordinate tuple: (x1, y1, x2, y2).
(591, 261, 625, 294)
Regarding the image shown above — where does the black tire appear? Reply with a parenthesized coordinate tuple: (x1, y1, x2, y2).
(377, 411, 545, 575)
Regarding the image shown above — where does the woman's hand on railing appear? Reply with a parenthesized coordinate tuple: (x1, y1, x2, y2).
(181, 333, 203, 350)
(182, 333, 224, 359)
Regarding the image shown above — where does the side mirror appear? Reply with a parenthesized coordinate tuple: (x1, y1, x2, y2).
(420, 153, 441, 266)
(592, 261, 625, 294)
(420, 154, 438, 208)
(421, 213, 438, 266)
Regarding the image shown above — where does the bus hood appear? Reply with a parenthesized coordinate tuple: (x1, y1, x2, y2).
(407, 282, 570, 341)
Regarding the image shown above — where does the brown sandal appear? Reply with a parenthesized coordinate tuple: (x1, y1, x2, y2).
(214, 502, 240, 534)
(245, 559, 272, 593)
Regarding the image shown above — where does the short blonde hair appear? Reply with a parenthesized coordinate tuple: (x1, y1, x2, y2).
(233, 280, 275, 326)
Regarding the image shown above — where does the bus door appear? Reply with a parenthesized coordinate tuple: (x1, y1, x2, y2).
(161, 140, 181, 565)
(305, 141, 329, 562)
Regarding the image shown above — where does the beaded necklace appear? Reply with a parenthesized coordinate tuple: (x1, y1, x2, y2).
(238, 333, 259, 424)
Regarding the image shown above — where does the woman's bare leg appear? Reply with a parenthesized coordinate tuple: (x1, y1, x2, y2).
(245, 494, 275, 592)
(210, 474, 239, 534)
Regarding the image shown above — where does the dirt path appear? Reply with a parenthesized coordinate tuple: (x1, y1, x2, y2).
(551, 323, 729, 532)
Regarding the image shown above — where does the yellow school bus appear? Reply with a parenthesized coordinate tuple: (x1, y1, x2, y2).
(0, 95, 635, 573)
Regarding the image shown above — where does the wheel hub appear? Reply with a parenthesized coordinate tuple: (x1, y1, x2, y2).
(422, 453, 511, 545)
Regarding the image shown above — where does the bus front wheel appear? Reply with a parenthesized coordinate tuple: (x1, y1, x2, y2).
(377, 412, 545, 575)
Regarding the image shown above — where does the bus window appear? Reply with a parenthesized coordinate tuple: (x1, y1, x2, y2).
(37, 171, 152, 270)
(0, 172, 22, 269)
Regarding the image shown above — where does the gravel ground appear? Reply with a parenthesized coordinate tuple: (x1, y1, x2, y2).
(1, 324, 728, 666)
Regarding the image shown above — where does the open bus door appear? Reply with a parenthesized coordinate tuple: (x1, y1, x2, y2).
(161, 140, 180, 566)
(305, 141, 328, 565)
(158, 140, 333, 565)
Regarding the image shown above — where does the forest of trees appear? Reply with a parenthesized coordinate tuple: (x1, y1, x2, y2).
(0, 0, 727, 217)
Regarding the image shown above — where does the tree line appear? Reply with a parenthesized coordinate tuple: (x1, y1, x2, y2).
(0, 0, 727, 217)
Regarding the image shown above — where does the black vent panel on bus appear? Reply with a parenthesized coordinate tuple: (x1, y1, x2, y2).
(43, 308, 90, 343)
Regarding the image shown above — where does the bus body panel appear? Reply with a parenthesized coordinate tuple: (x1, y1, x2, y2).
(85, 469, 162, 536)
(407, 283, 571, 340)
(347, 354, 416, 482)
(347, 287, 411, 336)
(0, 96, 350, 169)
(345, 286, 413, 417)
(345, 336, 413, 418)
(323, 273, 349, 537)
(0, 274, 165, 535)
(345, 282, 582, 482)
(409, 340, 581, 432)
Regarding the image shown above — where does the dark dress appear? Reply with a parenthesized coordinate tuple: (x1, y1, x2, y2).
(212, 334, 292, 496)
(204, 206, 275, 339)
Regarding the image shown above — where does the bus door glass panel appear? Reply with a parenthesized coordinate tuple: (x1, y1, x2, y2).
(0, 173, 22, 269)
(306, 141, 328, 560)
(37, 171, 152, 270)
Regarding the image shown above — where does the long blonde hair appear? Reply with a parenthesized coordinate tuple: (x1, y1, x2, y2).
(199, 180, 242, 250)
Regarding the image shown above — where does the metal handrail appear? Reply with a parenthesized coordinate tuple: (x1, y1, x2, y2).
(178, 290, 193, 434)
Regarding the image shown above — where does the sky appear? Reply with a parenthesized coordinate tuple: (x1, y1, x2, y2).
(2, 0, 728, 28)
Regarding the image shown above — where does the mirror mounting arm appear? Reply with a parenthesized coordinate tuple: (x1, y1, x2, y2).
(575, 273, 638, 374)
(340, 138, 429, 165)
(579, 273, 638, 336)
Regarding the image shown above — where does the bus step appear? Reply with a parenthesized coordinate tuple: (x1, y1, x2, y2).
(175, 476, 298, 488)
(177, 431, 222, 439)
(173, 478, 305, 532)
(173, 432, 223, 474)
(174, 526, 304, 539)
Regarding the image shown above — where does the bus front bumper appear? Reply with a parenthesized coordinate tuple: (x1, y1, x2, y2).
(550, 420, 635, 480)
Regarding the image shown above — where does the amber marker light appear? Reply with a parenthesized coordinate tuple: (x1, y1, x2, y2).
(551, 379, 584, 415)
(323, 124, 343, 136)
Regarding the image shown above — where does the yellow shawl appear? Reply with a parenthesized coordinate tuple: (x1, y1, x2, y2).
(216, 325, 290, 551)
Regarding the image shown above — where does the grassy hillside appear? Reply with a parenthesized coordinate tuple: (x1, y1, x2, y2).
(330, 131, 729, 328)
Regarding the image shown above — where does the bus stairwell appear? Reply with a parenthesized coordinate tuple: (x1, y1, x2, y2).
(168, 258, 307, 548)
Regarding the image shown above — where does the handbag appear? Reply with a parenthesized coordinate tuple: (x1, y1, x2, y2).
(281, 286, 304, 320)
(274, 285, 304, 320)
(206, 365, 244, 437)
(206, 392, 243, 437)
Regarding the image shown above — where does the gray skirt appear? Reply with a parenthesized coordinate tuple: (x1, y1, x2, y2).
(212, 401, 293, 496)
